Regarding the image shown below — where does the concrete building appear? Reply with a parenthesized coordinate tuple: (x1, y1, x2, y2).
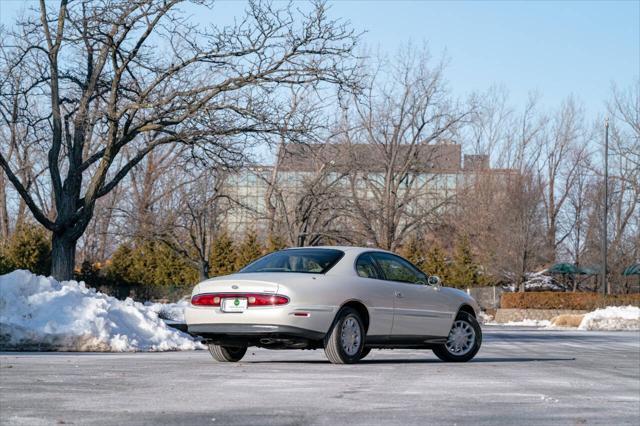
(221, 142, 514, 242)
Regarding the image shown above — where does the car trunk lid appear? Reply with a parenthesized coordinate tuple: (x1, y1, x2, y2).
(196, 274, 281, 295)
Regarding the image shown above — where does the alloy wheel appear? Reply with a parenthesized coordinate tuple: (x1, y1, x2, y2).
(340, 316, 361, 356)
(445, 320, 476, 356)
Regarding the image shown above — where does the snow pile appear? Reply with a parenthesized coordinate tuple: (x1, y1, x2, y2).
(521, 271, 565, 291)
(0, 270, 204, 351)
(502, 270, 565, 292)
(578, 306, 640, 331)
(145, 299, 190, 323)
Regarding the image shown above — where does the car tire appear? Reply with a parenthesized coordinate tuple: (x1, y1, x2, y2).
(432, 311, 482, 363)
(208, 344, 247, 362)
(324, 307, 365, 364)
(358, 347, 372, 360)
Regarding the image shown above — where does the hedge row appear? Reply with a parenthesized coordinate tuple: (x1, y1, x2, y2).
(501, 292, 640, 310)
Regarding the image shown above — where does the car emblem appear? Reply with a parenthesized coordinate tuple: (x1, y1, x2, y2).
(234, 298, 240, 306)
(232, 285, 239, 289)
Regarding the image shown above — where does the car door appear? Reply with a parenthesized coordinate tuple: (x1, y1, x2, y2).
(353, 253, 395, 339)
(370, 252, 454, 338)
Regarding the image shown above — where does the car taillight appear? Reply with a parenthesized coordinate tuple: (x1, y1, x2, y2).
(191, 294, 218, 306)
(249, 294, 289, 306)
(191, 293, 289, 307)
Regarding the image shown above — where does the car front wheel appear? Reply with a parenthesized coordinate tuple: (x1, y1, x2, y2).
(208, 344, 247, 362)
(432, 311, 482, 362)
(324, 307, 365, 364)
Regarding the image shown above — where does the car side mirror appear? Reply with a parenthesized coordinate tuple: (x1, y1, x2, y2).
(428, 275, 441, 286)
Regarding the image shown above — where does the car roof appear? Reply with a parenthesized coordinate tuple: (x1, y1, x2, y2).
(281, 246, 392, 255)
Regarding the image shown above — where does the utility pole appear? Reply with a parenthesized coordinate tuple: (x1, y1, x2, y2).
(602, 118, 609, 295)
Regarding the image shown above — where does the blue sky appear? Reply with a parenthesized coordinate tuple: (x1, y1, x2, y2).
(331, 0, 639, 116)
(1, 0, 638, 119)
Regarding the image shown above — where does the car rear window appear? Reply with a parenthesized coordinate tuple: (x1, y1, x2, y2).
(239, 249, 344, 274)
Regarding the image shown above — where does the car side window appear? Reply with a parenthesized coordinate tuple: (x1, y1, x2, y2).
(371, 253, 426, 284)
(355, 254, 381, 279)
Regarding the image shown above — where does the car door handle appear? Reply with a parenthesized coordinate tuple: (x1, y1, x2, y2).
(394, 291, 403, 298)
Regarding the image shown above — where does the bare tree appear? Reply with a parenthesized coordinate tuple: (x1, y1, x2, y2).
(568, 83, 640, 293)
(466, 85, 513, 160)
(0, 0, 358, 279)
(156, 165, 230, 281)
(283, 163, 349, 246)
(77, 183, 122, 264)
(262, 88, 329, 239)
(342, 46, 474, 250)
(540, 97, 591, 262)
(122, 144, 191, 238)
(97, 136, 244, 280)
(457, 93, 548, 291)
(0, 36, 53, 236)
(455, 168, 546, 292)
(498, 95, 548, 291)
(258, 143, 352, 247)
(605, 81, 640, 292)
(562, 157, 596, 290)
(0, 171, 8, 241)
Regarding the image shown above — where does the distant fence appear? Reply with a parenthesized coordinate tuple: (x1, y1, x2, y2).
(466, 285, 640, 311)
(467, 286, 503, 310)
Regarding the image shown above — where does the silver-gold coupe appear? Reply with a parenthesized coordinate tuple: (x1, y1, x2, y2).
(186, 246, 482, 364)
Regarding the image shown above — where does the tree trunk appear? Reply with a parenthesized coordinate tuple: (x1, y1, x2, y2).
(16, 198, 27, 230)
(199, 261, 209, 282)
(0, 174, 9, 241)
(51, 233, 77, 281)
(546, 223, 556, 263)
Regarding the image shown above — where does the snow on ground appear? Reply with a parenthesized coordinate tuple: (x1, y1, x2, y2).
(488, 306, 640, 330)
(487, 319, 552, 327)
(477, 311, 494, 324)
(520, 270, 565, 291)
(578, 306, 640, 331)
(0, 270, 204, 352)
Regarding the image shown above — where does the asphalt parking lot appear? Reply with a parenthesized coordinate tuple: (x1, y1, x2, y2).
(1, 326, 639, 426)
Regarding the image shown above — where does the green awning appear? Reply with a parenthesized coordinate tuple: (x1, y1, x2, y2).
(548, 263, 599, 275)
(548, 263, 579, 274)
(623, 264, 640, 276)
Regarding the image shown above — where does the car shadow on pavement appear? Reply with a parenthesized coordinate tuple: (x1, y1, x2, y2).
(359, 357, 575, 364)
(248, 357, 575, 364)
(470, 357, 575, 363)
(485, 332, 632, 342)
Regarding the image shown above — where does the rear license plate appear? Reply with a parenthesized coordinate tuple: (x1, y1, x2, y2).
(221, 297, 248, 312)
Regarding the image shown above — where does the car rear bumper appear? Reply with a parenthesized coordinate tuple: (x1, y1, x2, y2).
(185, 304, 336, 336)
(188, 323, 326, 341)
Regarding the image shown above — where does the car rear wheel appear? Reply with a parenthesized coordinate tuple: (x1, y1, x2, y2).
(432, 311, 482, 362)
(324, 307, 365, 364)
(208, 344, 247, 362)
